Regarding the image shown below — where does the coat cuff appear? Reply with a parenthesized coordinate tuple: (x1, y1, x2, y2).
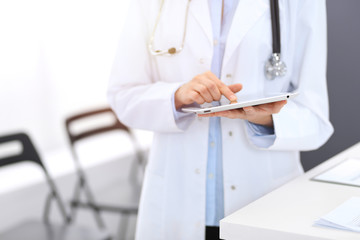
(245, 121, 276, 149)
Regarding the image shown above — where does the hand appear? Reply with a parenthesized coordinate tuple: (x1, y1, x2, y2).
(199, 100, 287, 127)
(174, 71, 243, 109)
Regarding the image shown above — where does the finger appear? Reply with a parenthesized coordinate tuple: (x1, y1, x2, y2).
(228, 84, 243, 103)
(205, 72, 237, 102)
(277, 100, 287, 106)
(198, 111, 224, 117)
(188, 91, 206, 105)
(198, 112, 225, 118)
(194, 74, 220, 102)
(218, 84, 237, 102)
(198, 113, 213, 117)
(217, 109, 246, 119)
(198, 111, 231, 118)
(251, 100, 287, 113)
(272, 100, 287, 113)
(228, 84, 243, 94)
(243, 106, 256, 115)
(202, 79, 221, 101)
(262, 100, 287, 112)
(193, 83, 213, 103)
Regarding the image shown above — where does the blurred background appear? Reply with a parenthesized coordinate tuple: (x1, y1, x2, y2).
(301, 0, 360, 171)
(0, 0, 359, 239)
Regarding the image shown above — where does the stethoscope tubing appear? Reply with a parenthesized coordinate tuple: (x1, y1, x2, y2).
(149, 0, 286, 80)
(270, 0, 281, 54)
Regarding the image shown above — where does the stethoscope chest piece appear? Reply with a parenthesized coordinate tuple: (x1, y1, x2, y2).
(265, 0, 287, 80)
(265, 53, 287, 80)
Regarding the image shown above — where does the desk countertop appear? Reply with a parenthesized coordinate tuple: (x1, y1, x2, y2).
(220, 142, 360, 240)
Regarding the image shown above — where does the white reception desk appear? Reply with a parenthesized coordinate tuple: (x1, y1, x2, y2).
(220, 142, 360, 240)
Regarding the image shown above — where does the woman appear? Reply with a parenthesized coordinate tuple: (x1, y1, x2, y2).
(108, 0, 333, 239)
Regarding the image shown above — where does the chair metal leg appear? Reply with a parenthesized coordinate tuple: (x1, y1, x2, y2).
(43, 175, 71, 224)
(69, 180, 82, 223)
(70, 177, 107, 230)
(117, 214, 130, 240)
(83, 180, 107, 230)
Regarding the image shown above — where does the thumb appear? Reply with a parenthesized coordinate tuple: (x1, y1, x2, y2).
(228, 83, 243, 94)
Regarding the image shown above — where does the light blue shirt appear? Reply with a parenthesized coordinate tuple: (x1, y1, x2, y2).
(206, 0, 239, 227)
(206, 0, 276, 226)
(172, 0, 276, 227)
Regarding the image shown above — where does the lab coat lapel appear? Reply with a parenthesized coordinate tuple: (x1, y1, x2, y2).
(223, 0, 268, 67)
(189, 0, 213, 45)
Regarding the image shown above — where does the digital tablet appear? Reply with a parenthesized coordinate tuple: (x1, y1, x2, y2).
(181, 92, 299, 114)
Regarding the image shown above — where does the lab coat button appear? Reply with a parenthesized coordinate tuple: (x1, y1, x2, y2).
(213, 39, 218, 46)
(199, 58, 205, 64)
(226, 74, 232, 78)
(210, 142, 215, 147)
(195, 168, 200, 174)
(228, 131, 233, 136)
(231, 185, 236, 190)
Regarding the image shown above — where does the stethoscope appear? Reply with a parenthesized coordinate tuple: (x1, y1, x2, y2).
(148, 0, 287, 80)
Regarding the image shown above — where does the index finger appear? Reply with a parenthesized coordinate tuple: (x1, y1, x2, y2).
(205, 72, 237, 102)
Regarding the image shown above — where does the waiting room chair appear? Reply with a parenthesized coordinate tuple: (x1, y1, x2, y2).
(0, 132, 111, 240)
(65, 107, 146, 239)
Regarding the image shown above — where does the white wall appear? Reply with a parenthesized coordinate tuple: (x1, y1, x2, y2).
(0, 3, 149, 235)
(0, 0, 131, 151)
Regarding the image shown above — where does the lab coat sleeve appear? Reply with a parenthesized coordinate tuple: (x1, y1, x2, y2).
(107, 0, 194, 132)
(171, 93, 198, 130)
(245, 121, 276, 148)
(267, 0, 334, 151)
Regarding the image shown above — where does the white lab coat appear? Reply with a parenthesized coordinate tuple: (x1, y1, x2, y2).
(108, 0, 333, 239)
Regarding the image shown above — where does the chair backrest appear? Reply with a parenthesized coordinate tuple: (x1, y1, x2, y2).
(65, 107, 146, 183)
(0, 132, 69, 223)
(0, 133, 44, 169)
(65, 107, 130, 146)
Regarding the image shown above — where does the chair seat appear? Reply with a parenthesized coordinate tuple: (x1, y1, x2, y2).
(73, 180, 141, 213)
(0, 221, 111, 240)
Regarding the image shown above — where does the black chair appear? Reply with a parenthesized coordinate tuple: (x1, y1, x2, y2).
(0, 132, 111, 240)
(65, 107, 146, 239)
